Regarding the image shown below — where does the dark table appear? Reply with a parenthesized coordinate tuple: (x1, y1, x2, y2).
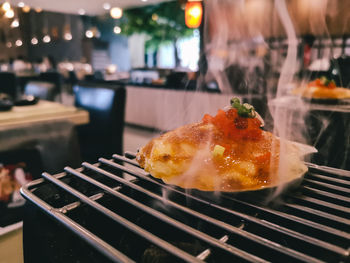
(270, 96, 350, 170)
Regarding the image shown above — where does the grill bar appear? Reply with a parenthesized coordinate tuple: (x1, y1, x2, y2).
(87, 161, 320, 263)
(304, 162, 350, 177)
(41, 172, 203, 263)
(58, 186, 122, 213)
(106, 156, 350, 249)
(284, 203, 350, 226)
(307, 173, 350, 186)
(109, 155, 349, 258)
(302, 185, 350, 206)
(20, 153, 350, 263)
(210, 201, 349, 256)
(304, 179, 350, 195)
(20, 184, 134, 263)
(288, 195, 350, 218)
(219, 194, 350, 241)
(196, 235, 229, 260)
(64, 166, 266, 263)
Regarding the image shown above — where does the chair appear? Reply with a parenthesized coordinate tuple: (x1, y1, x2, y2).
(38, 71, 63, 101)
(24, 81, 56, 101)
(73, 81, 126, 163)
(68, 71, 78, 87)
(84, 71, 104, 82)
(0, 72, 17, 99)
(331, 56, 350, 87)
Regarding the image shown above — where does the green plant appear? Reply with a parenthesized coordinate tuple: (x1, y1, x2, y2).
(120, 1, 194, 66)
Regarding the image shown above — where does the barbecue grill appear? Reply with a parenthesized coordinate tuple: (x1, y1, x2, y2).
(21, 152, 350, 263)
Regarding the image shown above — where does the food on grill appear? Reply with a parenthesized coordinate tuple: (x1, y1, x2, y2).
(0, 167, 19, 202)
(292, 77, 350, 99)
(0, 164, 31, 202)
(136, 98, 307, 192)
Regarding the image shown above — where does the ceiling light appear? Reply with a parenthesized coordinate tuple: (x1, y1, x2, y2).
(103, 3, 111, 10)
(110, 7, 122, 19)
(43, 35, 51, 43)
(6, 42, 12, 48)
(11, 19, 19, 28)
(18, 2, 25, 8)
(185, 1, 203, 28)
(113, 26, 121, 34)
(31, 37, 38, 45)
(35, 7, 42, 13)
(5, 9, 15, 18)
(141, 0, 148, 2)
(2, 2, 11, 11)
(22, 5, 31, 13)
(85, 30, 93, 38)
(64, 32, 72, 41)
(78, 9, 85, 15)
(15, 39, 23, 47)
(190, 7, 201, 17)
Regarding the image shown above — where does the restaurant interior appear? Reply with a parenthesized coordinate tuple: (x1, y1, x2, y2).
(0, 0, 349, 262)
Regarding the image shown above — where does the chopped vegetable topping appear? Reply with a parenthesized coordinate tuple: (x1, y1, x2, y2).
(231, 98, 256, 118)
(212, 145, 225, 158)
(202, 101, 262, 141)
(308, 77, 336, 89)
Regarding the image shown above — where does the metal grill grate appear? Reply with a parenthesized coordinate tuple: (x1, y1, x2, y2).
(21, 153, 350, 263)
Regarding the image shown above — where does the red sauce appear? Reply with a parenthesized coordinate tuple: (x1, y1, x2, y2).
(202, 108, 262, 140)
(308, 78, 336, 89)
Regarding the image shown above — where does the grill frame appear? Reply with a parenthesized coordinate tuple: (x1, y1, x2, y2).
(21, 153, 350, 263)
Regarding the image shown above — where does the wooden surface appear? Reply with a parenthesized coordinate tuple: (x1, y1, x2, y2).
(0, 100, 89, 129)
(0, 226, 23, 263)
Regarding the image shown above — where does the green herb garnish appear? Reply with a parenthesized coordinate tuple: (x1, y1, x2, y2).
(230, 97, 256, 118)
(319, 76, 335, 86)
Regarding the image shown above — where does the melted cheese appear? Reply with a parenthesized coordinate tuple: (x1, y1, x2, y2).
(136, 122, 307, 192)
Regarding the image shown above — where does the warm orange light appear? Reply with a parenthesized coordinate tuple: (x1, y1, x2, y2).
(22, 5, 31, 13)
(185, 1, 203, 28)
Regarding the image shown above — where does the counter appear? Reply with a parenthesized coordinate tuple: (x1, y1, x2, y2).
(125, 85, 262, 131)
(0, 222, 23, 263)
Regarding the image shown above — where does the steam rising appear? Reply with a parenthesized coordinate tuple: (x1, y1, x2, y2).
(201, 0, 321, 198)
(274, 0, 298, 99)
(272, 0, 302, 197)
(139, 0, 348, 203)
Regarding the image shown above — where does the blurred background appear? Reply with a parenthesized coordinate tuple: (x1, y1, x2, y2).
(0, 0, 349, 184)
(0, 1, 350, 262)
(0, 0, 349, 94)
(0, 0, 201, 85)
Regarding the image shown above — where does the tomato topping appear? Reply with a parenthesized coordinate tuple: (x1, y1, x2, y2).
(328, 81, 336, 89)
(234, 117, 248, 129)
(202, 108, 262, 140)
(308, 77, 336, 89)
(202, 114, 214, 123)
